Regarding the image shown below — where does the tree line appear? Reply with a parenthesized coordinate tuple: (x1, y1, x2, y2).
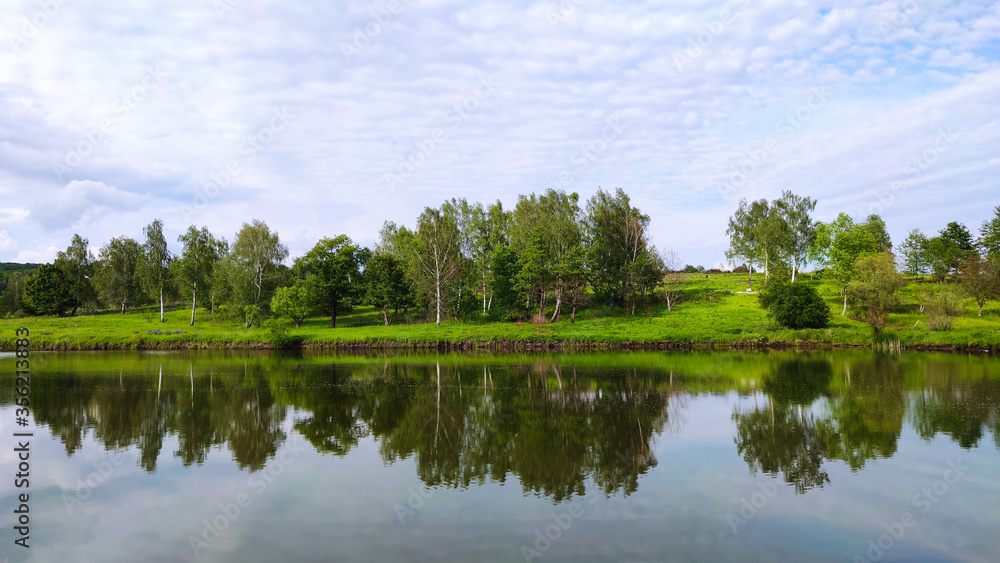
(727, 191, 1000, 330)
(6, 187, 680, 326)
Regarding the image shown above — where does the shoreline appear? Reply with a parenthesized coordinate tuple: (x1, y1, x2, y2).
(7, 338, 993, 354)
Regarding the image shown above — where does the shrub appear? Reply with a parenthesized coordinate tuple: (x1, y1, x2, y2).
(759, 281, 831, 329)
(924, 285, 963, 331)
(263, 318, 301, 349)
(243, 305, 263, 328)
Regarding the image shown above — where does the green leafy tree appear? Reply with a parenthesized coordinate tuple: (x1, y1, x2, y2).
(958, 254, 1000, 317)
(55, 234, 96, 315)
(978, 206, 1000, 260)
(94, 236, 144, 313)
(139, 219, 173, 322)
(516, 227, 554, 319)
(928, 222, 976, 280)
(553, 244, 589, 322)
(365, 253, 414, 326)
(0, 272, 30, 316)
(774, 191, 817, 282)
(25, 264, 74, 316)
(848, 253, 905, 330)
(217, 219, 288, 315)
(294, 235, 361, 328)
(173, 226, 225, 326)
(270, 283, 311, 328)
(585, 187, 652, 303)
(727, 198, 790, 282)
(811, 214, 882, 316)
(758, 281, 830, 329)
(489, 245, 523, 321)
(410, 206, 462, 327)
(898, 229, 929, 279)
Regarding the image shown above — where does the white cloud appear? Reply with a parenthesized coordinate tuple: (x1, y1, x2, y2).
(0, 0, 996, 265)
(28, 180, 147, 231)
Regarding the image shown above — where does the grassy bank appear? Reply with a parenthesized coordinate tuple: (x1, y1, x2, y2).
(2, 273, 998, 351)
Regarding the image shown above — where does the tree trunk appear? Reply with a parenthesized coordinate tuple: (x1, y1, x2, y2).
(383, 305, 390, 326)
(979, 302, 984, 317)
(571, 296, 577, 324)
(121, 300, 126, 314)
(435, 272, 442, 328)
(842, 289, 848, 316)
(190, 287, 197, 326)
(482, 272, 487, 315)
(550, 288, 561, 322)
(159, 287, 165, 322)
(791, 255, 797, 283)
(538, 290, 545, 319)
(331, 302, 337, 328)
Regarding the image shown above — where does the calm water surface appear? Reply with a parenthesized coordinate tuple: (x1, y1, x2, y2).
(1, 351, 999, 563)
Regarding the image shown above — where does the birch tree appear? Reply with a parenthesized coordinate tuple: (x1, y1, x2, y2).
(774, 191, 817, 282)
(411, 206, 461, 327)
(139, 219, 172, 322)
(174, 226, 224, 326)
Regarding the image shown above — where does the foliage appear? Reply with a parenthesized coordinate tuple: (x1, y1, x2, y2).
(979, 206, 1000, 260)
(810, 213, 884, 316)
(923, 285, 963, 332)
(773, 191, 818, 281)
(585, 187, 652, 304)
(55, 234, 96, 315)
(364, 253, 414, 326)
(173, 226, 226, 326)
(410, 206, 462, 327)
(262, 317, 301, 349)
(138, 219, 173, 322)
(244, 304, 263, 329)
(25, 264, 75, 316)
(490, 245, 524, 321)
(271, 283, 312, 328)
(218, 219, 289, 315)
(0, 272, 30, 317)
(898, 229, 929, 279)
(94, 236, 144, 313)
(958, 255, 1000, 317)
(295, 235, 361, 328)
(927, 222, 976, 280)
(758, 280, 830, 329)
(848, 253, 905, 330)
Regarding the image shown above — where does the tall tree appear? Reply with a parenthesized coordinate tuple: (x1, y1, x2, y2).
(774, 191, 817, 282)
(863, 214, 893, 253)
(848, 253, 905, 330)
(898, 229, 929, 279)
(95, 236, 144, 313)
(24, 264, 74, 316)
(811, 214, 882, 316)
(139, 219, 172, 322)
(932, 222, 976, 279)
(978, 206, 1000, 260)
(958, 255, 1000, 317)
(174, 226, 224, 326)
(411, 206, 462, 327)
(218, 220, 288, 314)
(585, 187, 651, 303)
(294, 235, 362, 328)
(55, 234, 95, 315)
(516, 227, 553, 319)
(365, 253, 414, 326)
(271, 282, 312, 328)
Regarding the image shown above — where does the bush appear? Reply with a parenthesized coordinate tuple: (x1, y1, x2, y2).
(263, 318, 301, 349)
(759, 281, 831, 329)
(924, 285, 963, 331)
(243, 305, 263, 328)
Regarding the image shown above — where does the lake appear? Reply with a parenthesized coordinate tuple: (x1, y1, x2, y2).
(1, 350, 999, 562)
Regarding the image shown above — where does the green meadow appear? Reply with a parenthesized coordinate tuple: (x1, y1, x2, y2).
(3, 273, 999, 351)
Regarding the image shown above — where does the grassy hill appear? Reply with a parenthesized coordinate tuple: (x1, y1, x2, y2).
(1, 273, 998, 351)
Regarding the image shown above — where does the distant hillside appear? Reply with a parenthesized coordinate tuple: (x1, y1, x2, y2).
(0, 263, 41, 288)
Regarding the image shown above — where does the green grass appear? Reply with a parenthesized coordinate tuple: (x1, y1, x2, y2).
(2, 273, 999, 350)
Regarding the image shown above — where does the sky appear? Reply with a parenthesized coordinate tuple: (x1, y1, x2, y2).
(1, 0, 998, 268)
